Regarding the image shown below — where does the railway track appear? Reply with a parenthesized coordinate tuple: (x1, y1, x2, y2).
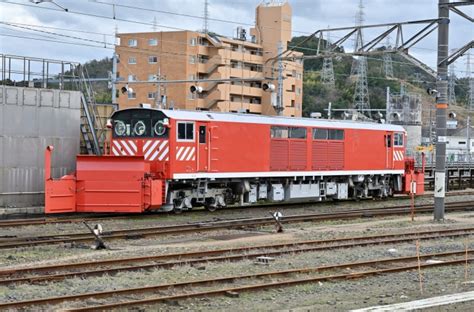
(0, 200, 472, 249)
(1, 190, 473, 228)
(1, 249, 471, 310)
(0, 226, 472, 286)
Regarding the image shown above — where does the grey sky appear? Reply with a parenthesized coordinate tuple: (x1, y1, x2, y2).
(0, 0, 472, 76)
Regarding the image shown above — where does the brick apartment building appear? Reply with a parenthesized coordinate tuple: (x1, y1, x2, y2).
(116, 1, 303, 117)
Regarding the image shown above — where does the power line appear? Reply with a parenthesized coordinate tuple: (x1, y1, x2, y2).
(0, 20, 115, 37)
(90, 0, 313, 35)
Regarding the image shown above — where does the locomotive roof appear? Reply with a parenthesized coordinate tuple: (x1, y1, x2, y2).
(114, 108, 406, 132)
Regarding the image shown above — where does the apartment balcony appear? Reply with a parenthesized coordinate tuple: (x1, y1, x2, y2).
(197, 54, 225, 74)
(229, 84, 263, 97)
(229, 50, 263, 63)
(227, 101, 262, 113)
(229, 68, 264, 79)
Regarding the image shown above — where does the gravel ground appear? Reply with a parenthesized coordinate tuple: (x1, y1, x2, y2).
(1, 192, 472, 239)
(0, 194, 473, 311)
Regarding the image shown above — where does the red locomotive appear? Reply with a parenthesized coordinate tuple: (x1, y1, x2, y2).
(45, 108, 424, 214)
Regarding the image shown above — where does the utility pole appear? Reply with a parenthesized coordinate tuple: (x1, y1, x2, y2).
(467, 115, 471, 163)
(383, 32, 394, 78)
(321, 28, 335, 87)
(111, 52, 117, 105)
(276, 40, 284, 115)
(434, 0, 450, 221)
(468, 53, 473, 111)
(448, 52, 456, 105)
(352, 0, 370, 115)
(155, 67, 163, 109)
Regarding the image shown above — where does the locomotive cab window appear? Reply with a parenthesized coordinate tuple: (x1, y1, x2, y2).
(394, 133, 404, 146)
(177, 121, 195, 141)
(386, 135, 392, 147)
(112, 109, 169, 138)
(199, 126, 206, 144)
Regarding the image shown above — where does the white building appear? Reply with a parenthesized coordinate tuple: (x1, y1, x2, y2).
(446, 126, 474, 162)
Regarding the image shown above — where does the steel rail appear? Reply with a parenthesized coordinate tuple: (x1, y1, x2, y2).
(1, 191, 473, 228)
(1, 250, 471, 310)
(0, 201, 472, 249)
(0, 227, 473, 286)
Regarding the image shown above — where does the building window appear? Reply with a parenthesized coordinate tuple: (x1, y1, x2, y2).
(177, 121, 195, 141)
(128, 39, 137, 47)
(189, 74, 195, 80)
(394, 133, 404, 146)
(127, 91, 136, 99)
(296, 73, 302, 80)
(147, 92, 156, 99)
(127, 74, 137, 82)
(190, 38, 197, 46)
(189, 55, 196, 64)
(148, 74, 156, 81)
(296, 87, 301, 96)
(148, 38, 158, 46)
(148, 56, 158, 64)
(128, 57, 136, 64)
(458, 141, 466, 145)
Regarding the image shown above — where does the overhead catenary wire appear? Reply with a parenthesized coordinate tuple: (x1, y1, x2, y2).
(2, 0, 444, 55)
(2, 22, 472, 80)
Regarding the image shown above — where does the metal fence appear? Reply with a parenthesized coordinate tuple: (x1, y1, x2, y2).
(0, 54, 81, 90)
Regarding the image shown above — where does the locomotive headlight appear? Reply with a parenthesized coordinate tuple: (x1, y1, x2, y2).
(154, 121, 166, 136)
(134, 120, 146, 136)
(114, 120, 126, 136)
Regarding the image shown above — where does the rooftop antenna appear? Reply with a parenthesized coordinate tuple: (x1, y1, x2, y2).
(203, 0, 209, 35)
(152, 16, 157, 32)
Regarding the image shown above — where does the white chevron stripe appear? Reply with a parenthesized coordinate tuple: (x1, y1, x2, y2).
(121, 140, 134, 156)
(145, 140, 160, 159)
(112, 146, 120, 156)
(186, 147, 195, 161)
(180, 146, 191, 161)
(113, 141, 127, 156)
(149, 149, 160, 161)
(158, 146, 169, 161)
(128, 140, 137, 153)
(143, 140, 152, 150)
(158, 140, 167, 151)
(150, 141, 168, 161)
(176, 146, 185, 160)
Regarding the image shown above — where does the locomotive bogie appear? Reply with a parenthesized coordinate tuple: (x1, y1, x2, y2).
(164, 173, 401, 212)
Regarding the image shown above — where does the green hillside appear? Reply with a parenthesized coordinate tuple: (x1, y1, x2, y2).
(289, 36, 471, 118)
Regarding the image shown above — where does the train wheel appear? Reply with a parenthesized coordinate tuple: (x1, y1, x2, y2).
(173, 199, 184, 214)
(204, 198, 217, 212)
(205, 204, 217, 212)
